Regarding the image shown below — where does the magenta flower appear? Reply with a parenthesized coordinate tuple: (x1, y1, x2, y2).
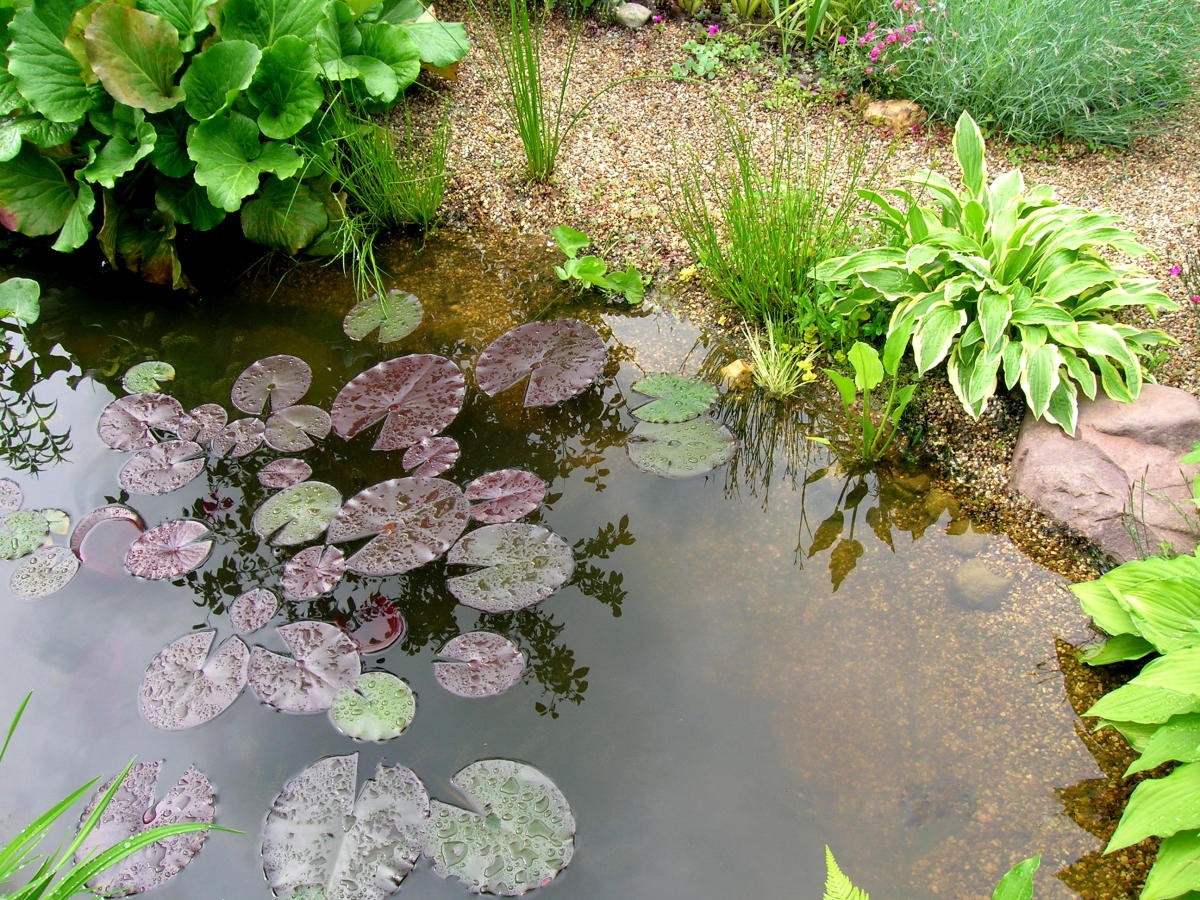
(708, 23, 719, 34)
(652, 13, 663, 22)
(869, 45, 880, 60)
(1191, 295, 1200, 304)
(1169, 264, 1183, 276)
(865, 65, 875, 74)
(836, 34, 848, 44)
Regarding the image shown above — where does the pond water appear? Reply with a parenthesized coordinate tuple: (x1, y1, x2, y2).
(0, 232, 1109, 898)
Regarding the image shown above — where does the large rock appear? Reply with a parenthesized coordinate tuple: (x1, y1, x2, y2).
(613, 2, 652, 27)
(1010, 384, 1200, 562)
(863, 99, 926, 131)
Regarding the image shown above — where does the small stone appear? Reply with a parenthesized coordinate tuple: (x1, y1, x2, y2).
(952, 558, 1012, 611)
(613, 2, 652, 27)
(863, 99, 927, 131)
(720, 358, 755, 390)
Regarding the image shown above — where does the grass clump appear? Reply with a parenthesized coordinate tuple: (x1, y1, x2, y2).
(743, 318, 817, 398)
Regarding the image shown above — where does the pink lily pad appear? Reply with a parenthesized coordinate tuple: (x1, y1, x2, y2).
(138, 631, 250, 730)
(433, 632, 526, 698)
(259, 458, 313, 489)
(0, 478, 22, 515)
(231, 354, 312, 415)
(402, 436, 460, 478)
(327, 477, 469, 576)
(71, 504, 145, 571)
(446, 523, 574, 613)
(97, 392, 186, 451)
(118, 440, 206, 495)
(475, 319, 606, 407)
(209, 418, 266, 458)
(343, 595, 405, 653)
(282, 545, 346, 600)
(175, 403, 228, 444)
(74, 761, 215, 896)
(330, 354, 464, 451)
(248, 621, 362, 714)
(229, 587, 279, 634)
(125, 518, 213, 580)
(265, 405, 332, 452)
(464, 469, 547, 524)
(10, 546, 79, 599)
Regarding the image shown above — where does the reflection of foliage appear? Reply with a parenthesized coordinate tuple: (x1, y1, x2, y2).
(570, 516, 634, 618)
(480, 608, 590, 720)
(0, 320, 74, 474)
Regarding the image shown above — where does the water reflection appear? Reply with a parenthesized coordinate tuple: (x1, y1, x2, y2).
(0, 319, 74, 473)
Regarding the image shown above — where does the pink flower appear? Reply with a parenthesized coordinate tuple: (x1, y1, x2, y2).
(885, 32, 898, 43)
(836, 34, 848, 44)
(1170, 264, 1183, 276)
(868, 21, 877, 28)
(1191, 295, 1200, 303)
(652, 13, 663, 22)
(905, 22, 918, 32)
(865, 65, 874, 74)
(869, 45, 880, 60)
(708, 23, 719, 34)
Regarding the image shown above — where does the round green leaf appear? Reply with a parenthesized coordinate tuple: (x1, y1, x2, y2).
(187, 111, 303, 213)
(446, 523, 574, 613)
(123, 360, 176, 394)
(220, 0, 326, 48)
(0, 509, 51, 560)
(7, 8, 92, 123)
(0, 144, 75, 237)
(10, 545, 78, 599)
(181, 40, 262, 121)
(343, 290, 424, 343)
(329, 671, 416, 741)
(241, 177, 328, 255)
(626, 417, 737, 479)
(0, 276, 40, 324)
(630, 373, 717, 423)
(83, 5, 185, 113)
(247, 36, 323, 140)
(252, 481, 342, 546)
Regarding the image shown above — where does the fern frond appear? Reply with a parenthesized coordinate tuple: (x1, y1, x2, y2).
(824, 846, 870, 900)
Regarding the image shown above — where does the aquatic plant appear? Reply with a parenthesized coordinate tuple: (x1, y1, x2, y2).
(328, 671, 417, 741)
(627, 417, 738, 478)
(476, 318, 608, 406)
(433, 631, 526, 698)
(551, 225, 647, 305)
(742, 319, 817, 398)
(815, 111, 1176, 435)
(629, 373, 718, 422)
(821, 845, 1040, 899)
(822, 341, 915, 464)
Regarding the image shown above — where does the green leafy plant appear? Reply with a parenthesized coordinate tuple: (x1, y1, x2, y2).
(551, 225, 646, 304)
(743, 317, 817, 398)
(0, 692, 232, 898)
(822, 340, 914, 462)
(0, 0, 469, 288)
(814, 112, 1176, 436)
(822, 845, 1040, 899)
(671, 38, 728, 79)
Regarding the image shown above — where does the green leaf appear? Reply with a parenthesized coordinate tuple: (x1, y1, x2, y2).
(181, 40, 261, 121)
(343, 290, 424, 343)
(977, 291, 1011, 350)
(1019, 342, 1061, 420)
(122, 360, 175, 393)
(630, 374, 718, 423)
(825, 368, 857, 408)
(339, 54, 399, 105)
(401, 21, 469, 67)
(148, 107, 193, 177)
(1120, 578, 1200, 654)
(1042, 376, 1078, 436)
(328, 671, 416, 741)
(1142, 830, 1200, 900)
(7, 7, 92, 122)
(912, 303, 965, 373)
(187, 111, 302, 212)
(813, 247, 906, 283)
(155, 176, 226, 230)
(80, 120, 157, 188)
(991, 855, 1039, 900)
(559, 255, 608, 289)
(1127, 714, 1200, 776)
(552, 224, 589, 258)
(1040, 260, 1118, 305)
(51, 177, 95, 251)
(1079, 634, 1156, 666)
(602, 265, 645, 305)
(83, 5, 185, 113)
(823, 846, 869, 900)
(141, 0, 217, 43)
(0, 277, 41, 324)
(953, 112, 986, 199)
(847, 342, 883, 392)
(240, 176, 328, 254)
(1108, 761, 1200, 851)
(246, 36, 322, 140)
(219, 0, 325, 47)
(0, 144, 75, 236)
(1087, 682, 1200, 726)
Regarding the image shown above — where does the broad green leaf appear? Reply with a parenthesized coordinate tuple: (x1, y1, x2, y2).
(904, 243, 940, 273)
(401, 21, 469, 66)
(141, 0, 217, 42)
(51, 177, 95, 251)
(187, 112, 303, 212)
(1094, 355, 1135, 404)
(0, 277, 40, 324)
(557, 255, 608, 288)
(953, 112, 986, 199)
(1142, 830, 1200, 900)
(1121, 578, 1200, 654)
(912, 303, 965, 373)
(602, 266, 645, 305)
(343, 290, 424, 343)
(340, 54, 400, 105)
(1127, 714, 1200, 776)
(1042, 376, 1078, 436)
(84, 5, 184, 113)
(991, 855, 1039, 900)
(1019, 342, 1061, 420)
(1059, 347, 1097, 400)
(7, 7, 92, 122)
(123, 360, 175, 393)
(813, 247, 906, 283)
(1087, 683, 1200, 726)
(551, 224, 589, 258)
(219, 0, 325, 47)
(977, 291, 1011, 350)
(359, 22, 421, 85)
(824, 369, 857, 408)
(847, 342, 883, 392)
(149, 107, 192, 177)
(630, 373, 717, 423)
(1040, 260, 1118, 305)
(155, 176, 227, 230)
(0, 144, 75, 236)
(1131, 647, 1200, 698)
(1079, 634, 1156, 666)
(1001, 338, 1022, 390)
(246, 36, 322, 140)
(1108, 762, 1200, 851)
(181, 40, 261, 121)
(80, 121, 157, 188)
(240, 176, 328, 254)
(329, 671, 416, 741)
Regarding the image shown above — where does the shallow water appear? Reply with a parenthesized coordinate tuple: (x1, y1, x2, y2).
(0, 232, 1105, 898)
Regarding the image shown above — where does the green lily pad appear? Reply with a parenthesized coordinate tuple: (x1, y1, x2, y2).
(252, 481, 342, 546)
(424, 759, 575, 896)
(627, 416, 737, 478)
(446, 523, 574, 613)
(0, 509, 50, 560)
(329, 671, 416, 742)
(0, 276, 40, 324)
(122, 360, 175, 394)
(343, 290, 424, 343)
(630, 373, 718, 423)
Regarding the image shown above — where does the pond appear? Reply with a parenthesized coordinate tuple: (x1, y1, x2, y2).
(0, 231, 1107, 898)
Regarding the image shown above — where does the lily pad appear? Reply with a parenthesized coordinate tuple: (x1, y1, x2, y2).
(209, 417, 266, 458)
(329, 671, 416, 741)
(627, 417, 737, 478)
(265, 404, 332, 452)
(475, 319, 606, 407)
(424, 759, 575, 896)
(252, 481, 342, 546)
(138, 631, 249, 730)
(0, 509, 50, 559)
(118, 439, 206, 495)
(43, 508, 69, 536)
(282, 545, 346, 600)
(433, 632, 525, 698)
(71, 504, 144, 562)
(10, 546, 79, 599)
(74, 761, 214, 896)
(327, 477, 469, 576)
(630, 373, 718, 423)
(231, 353, 312, 414)
(343, 290, 424, 343)
(464, 469, 546, 524)
(97, 392, 186, 451)
(402, 436, 460, 478)
(259, 458, 313, 489)
(124, 518, 214, 579)
(345, 595, 405, 653)
(175, 403, 228, 444)
(330, 354, 464, 451)
(446, 523, 574, 613)
(0, 477, 23, 515)
(229, 587, 279, 634)
(262, 754, 429, 900)
(248, 621, 361, 714)
(123, 360, 175, 394)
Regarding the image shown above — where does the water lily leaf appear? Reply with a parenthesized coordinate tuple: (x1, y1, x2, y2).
(253, 481, 342, 546)
(230, 587, 279, 634)
(630, 373, 718, 423)
(181, 39, 261, 121)
(42, 508, 69, 536)
(0, 276, 41, 324)
(403, 436, 460, 478)
(329, 671, 416, 741)
(138, 631, 249, 730)
(330, 354, 464, 451)
(124, 518, 213, 579)
(433, 632, 525, 698)
(464, 469, 546, 524)
(265, 404, 331, 452)
(83, 5, 185, 113)
(75, 762, 214, 895)
(209, 417, 266, 458)
(246, 35, 323, 140)
(343, 289, 424, 343)
(282, 545, 346, 600)
(71, 504, 145, 563)
(188, 111, 303, 213)
(425, 759, 575, 896)
(6, 8, 91, 123)
(232, 353, 312, 415)
(327, 477, 469, 576)
(446, 523, 574, 613)
(627, 417, 737, 478)
(248, 621, 361, 714)
(98, 392, 186, 451)
(345, 595, 405, 653)
(0, 477, 22, 515)
(241, 176, 328, 254)
(259, 458, 313, 489)
(118, 439, 206, 495)
(0, 509, 51, 560)
(262, 754, 429, 899)
(175, 403, 227, 444)
(123, 360, 175, 394)
(475, 319, 606, 407)
(10, 546, 79, 599)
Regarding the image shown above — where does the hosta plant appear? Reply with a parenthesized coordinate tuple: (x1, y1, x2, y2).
(814, 112, 1175, 435)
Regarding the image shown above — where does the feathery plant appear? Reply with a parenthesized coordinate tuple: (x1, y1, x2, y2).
(822, 845, 1040, 899)
(0, 693, 233, 899)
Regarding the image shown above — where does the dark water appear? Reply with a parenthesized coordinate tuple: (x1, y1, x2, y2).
(0, 232, 1106, 898)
